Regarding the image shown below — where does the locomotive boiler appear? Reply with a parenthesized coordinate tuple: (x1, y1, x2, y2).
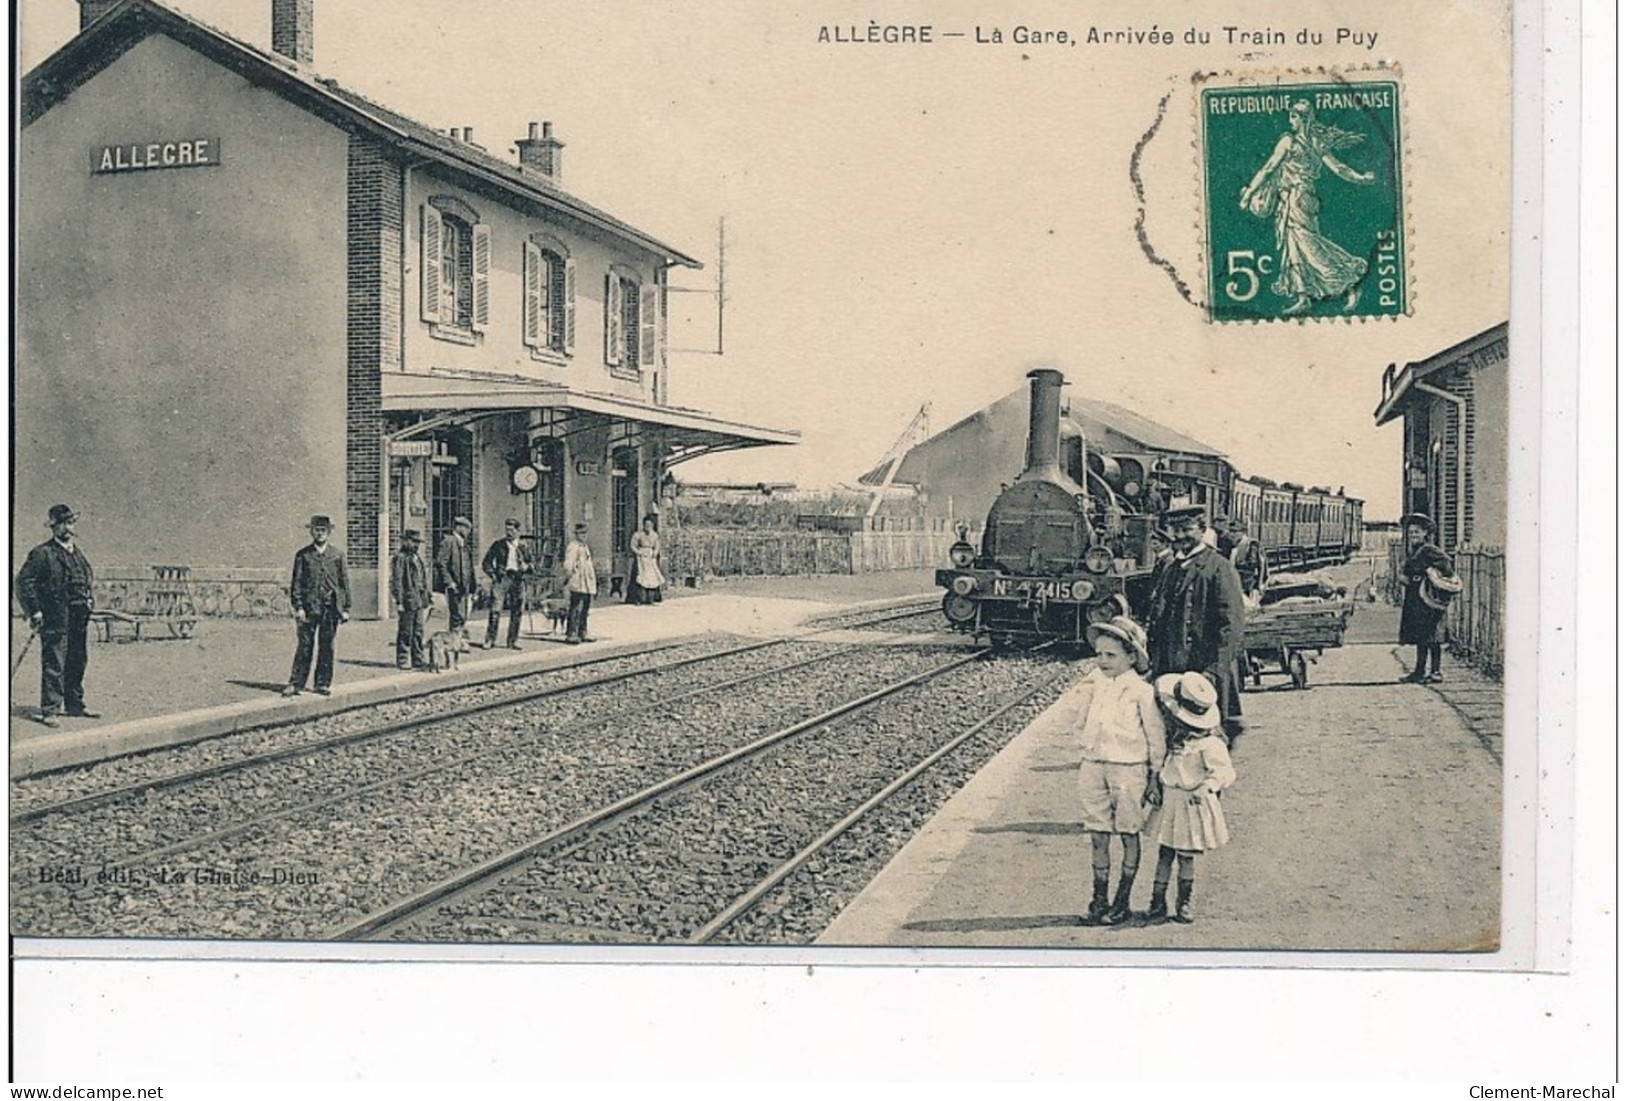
(936, 368, 1158, 646)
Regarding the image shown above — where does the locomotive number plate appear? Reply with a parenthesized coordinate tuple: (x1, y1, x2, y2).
(991, 578, 1067, 600)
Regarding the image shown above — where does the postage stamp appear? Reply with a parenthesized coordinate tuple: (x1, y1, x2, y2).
(1198, 70, 1407, 323)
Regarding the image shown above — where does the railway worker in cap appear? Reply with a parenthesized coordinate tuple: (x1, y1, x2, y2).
(480, 518, 535, 649)
(1397, 513, 1455, 684)
(1219, 516, 1268, 606)
(392, 529, 432, 670)
(284, 515, 351, 697)
(1146, 504, 1247, 746)
(435, 516, 476, 646)
(15, 504, 101, 726)
(562, 523, 599, 644)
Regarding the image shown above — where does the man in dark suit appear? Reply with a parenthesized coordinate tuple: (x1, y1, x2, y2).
(435, 515, 476, 646)
(1146, 504, 1248, 745)
(392, 529, 432, 670)
(284, 515, 351, 696)
(15, 504, 100, 727)
(480, 517, 534, 649)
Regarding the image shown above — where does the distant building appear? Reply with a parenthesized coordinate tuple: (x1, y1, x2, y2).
(17, 0, 795, 615)
(857, 386, 1231, 525)
(1373, 322, 1509, 553)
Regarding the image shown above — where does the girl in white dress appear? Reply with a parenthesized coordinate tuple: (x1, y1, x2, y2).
(1147, 671, 1237, 924)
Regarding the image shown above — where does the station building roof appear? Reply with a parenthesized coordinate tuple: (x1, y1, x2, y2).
(21, 0, 702, 270)
(1373, 321, 1510, 426)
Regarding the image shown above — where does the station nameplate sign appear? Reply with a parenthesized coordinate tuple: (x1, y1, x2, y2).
(92, 138, 222, 174)
(389, 440, 435, 458)
(575, 460, 602, 476)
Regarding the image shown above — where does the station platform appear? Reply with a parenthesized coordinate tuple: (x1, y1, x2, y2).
(819, 600, 1506, 953)
(7, 571, 940, 779)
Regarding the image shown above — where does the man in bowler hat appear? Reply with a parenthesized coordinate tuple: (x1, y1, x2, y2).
(15, 504, 100, 727)
(1145, 504, 1248, 745)
(435, 516, 476, 646)
(284, 515, 350, 696)
(392, 529, 432, 670)
(481, 518, 535, 649)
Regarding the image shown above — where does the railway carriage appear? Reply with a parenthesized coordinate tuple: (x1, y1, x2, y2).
(935, 368, 1364, 646)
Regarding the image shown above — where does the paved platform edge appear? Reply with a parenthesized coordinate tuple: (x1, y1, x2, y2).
(8, 634, 707, 780)
(815, 684, 1073, 946)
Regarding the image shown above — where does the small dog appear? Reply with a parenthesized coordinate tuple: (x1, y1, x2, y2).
(426, 630, 462, 672)
(541, 597, 571, 635)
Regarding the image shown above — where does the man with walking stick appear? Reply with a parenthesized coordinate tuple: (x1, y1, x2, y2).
(15, 504, 101, 727)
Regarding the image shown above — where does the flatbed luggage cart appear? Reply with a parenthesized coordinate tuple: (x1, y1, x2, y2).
(1240, 598, 1354, 690)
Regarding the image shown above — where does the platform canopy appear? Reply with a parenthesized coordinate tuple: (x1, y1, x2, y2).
(382, 370, 798, 466)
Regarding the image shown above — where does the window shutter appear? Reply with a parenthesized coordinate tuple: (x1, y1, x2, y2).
(563, 258, 577, 355)
(471, 222, 491, 332)
(522, 242, 542, 348)
(605, 272, 622, 366)
(420, 205, 442, 323)
(639, 283, 658, 370)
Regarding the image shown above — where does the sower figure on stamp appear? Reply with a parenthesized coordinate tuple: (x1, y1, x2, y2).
(15, 504, 100, 727)
(435, 515, 475, 648)
(1146, 504, 1248, 747)
(392, 529, 432, 670)
(284, 515, 351, 697)
(481, 518, 534, 650)
(1239, 99, 1376, 316)
(1397, 512, 1457, 684)
(563, 523, 598, 645)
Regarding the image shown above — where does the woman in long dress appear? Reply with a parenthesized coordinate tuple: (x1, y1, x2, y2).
(1239, 100, 1377, 316)
(627, 514, 665, 604)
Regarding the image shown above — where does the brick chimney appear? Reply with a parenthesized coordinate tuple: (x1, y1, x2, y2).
(78, 0, 122, 30)
(515, 122, 564, 183)
(271, 0, 313, 66)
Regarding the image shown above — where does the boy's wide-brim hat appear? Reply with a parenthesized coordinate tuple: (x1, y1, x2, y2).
(1154, 671, 1223, 731)
(1420, 565, 1463, 610)
(45, 504, 78, 526)
(1085, 615, 1149, 669)
(1400, 512, 1437, 536)
(307, 515, 333, 530)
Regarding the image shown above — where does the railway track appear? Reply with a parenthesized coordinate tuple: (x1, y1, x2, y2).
(342, 646, 1064, 944)
(12, 606, 989, 939)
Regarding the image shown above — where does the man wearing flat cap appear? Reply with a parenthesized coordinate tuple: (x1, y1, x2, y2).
(284, 515, 351, 697)
(435, 516, 476, 648)
(1146, 503, 1247, 745)
(562, 522, 599, 645)
(392, 529, 432, 670)
(1397, 513, 1453, 683)
(15, 504, 100, 727)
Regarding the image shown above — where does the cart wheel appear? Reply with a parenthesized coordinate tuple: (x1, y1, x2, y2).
(1289, 651, 1309, 689)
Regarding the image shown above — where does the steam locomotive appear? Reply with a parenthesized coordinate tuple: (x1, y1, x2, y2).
(935, 368, 1363, 645)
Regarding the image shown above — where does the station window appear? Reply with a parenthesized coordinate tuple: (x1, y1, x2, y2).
(605, 267, 660, 380)
(524, 237, 576, 358)
(422, 199, 490, 341)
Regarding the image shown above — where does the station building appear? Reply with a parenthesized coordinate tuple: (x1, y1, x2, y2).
(1373, 322, 1509, 554)
(17, 0, 795, 616)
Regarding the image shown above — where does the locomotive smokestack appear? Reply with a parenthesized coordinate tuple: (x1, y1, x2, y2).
(1022, 368, 1064, 479)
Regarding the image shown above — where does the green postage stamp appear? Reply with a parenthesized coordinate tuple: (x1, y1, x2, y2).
(1199, 71, 1406, 323)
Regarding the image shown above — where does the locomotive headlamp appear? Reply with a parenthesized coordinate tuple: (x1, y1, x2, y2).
(943, 593, 977, 623)
(1083, 546, 1115, 574)
(1123, 480, 1141, 498)
(951, 575, 978, 596)
(948, 542, 975, 569)
(1069, 579, 1095, 601)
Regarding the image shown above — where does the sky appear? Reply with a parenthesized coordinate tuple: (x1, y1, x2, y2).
(18, 0, 1514, 519)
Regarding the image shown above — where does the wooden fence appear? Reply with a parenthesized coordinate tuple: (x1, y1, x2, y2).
(665, 528, 966, 579)
(1386, 540, 1504, 678)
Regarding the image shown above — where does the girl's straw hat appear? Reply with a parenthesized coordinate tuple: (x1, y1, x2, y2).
(1085, 615, 1149, 670)
(1154, 672, 1222, 731)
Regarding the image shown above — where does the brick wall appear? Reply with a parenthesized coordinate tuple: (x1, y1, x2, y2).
(346, 137, 404, 588)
